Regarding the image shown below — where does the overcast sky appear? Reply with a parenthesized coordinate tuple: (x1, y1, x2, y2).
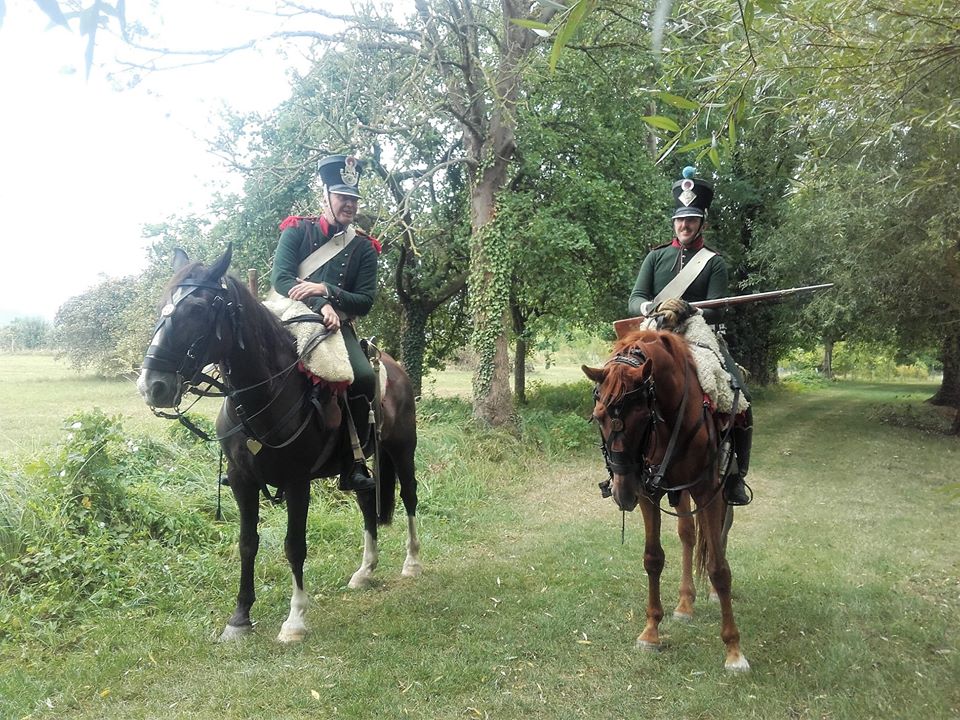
(0, 1, 306, 322)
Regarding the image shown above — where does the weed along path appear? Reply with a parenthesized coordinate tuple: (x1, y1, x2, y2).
(1, 382, 958, 719)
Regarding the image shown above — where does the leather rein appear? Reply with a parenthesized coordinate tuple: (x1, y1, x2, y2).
(142, 278, 331, 456)
(593, 343, 721, 516)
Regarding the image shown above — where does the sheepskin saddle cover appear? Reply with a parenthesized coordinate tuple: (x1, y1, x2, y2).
(263, 290, 354, 384)
(639, 313, 749, 415)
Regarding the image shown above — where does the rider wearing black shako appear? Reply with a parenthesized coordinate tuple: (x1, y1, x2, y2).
(270, 154, 381, 493)
(628, 167, 752, 506)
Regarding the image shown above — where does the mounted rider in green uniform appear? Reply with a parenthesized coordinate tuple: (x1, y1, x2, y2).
(628, 167, 753, 506)
(270, 154, 381, 493)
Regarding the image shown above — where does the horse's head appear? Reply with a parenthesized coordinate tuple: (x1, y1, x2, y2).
(582, 342, 657, 512)
(137, 245, 235, 409)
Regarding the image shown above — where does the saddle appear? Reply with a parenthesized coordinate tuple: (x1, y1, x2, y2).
(263, 290, 353, 388)
(639, 311, 749, 416)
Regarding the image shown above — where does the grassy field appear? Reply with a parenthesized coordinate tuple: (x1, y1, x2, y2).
(1, 355, 958, 719)
(0, 350, 601, 454)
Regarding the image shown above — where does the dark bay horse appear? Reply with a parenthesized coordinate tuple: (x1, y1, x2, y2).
(582, 328, 749, 671)
(137, 246, 422, 642)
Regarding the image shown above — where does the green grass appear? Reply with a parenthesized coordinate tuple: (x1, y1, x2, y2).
(1, 357, 958, 719)
(0, 355, 167, 458)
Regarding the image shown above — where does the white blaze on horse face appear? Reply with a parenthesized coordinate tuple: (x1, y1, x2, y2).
(136, 323, 167, 400)
(137, 322, 183, 408)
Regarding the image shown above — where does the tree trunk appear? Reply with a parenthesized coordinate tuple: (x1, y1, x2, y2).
(468, 175, 514, 425)
(515, 335, 528, 405)
(821, 338, 834, 379)
(471, 304, 514, 425)
(467, 121, 516, 426)
(399, 303, 429, 399)
(930, 324, 960, 407)
(462, 0, 542, 426)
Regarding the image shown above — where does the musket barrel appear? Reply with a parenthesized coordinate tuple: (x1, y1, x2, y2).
(612, 283, 834, 338)
(691, 283, 834, 310)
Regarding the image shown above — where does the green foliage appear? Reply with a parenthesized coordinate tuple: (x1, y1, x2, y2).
(0, 409, 221, 638)
(416, 396, 474, 427)
(517, 382, 596, 456)
(780, 367, 832, 391)
(468, 225, 512, 404)
(53, 276, 148, 376)
(782, 342, 938, 383)
(522, 380, 594, 417)
(0, 316, 52, 352)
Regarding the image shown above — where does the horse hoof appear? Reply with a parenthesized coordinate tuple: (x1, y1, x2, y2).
(672, 610, 693, 622)
(218, 623, 252, 642)
(401, 560, 423, 579)
(277, 625, 307, 644)
(725, 655, 751, 672)
(348, 571, 375, 589)
(635, 639, 661, 653)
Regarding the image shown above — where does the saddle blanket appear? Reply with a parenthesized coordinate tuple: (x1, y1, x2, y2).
(263, 290, 354, 384)
(638, 314, 749, 415)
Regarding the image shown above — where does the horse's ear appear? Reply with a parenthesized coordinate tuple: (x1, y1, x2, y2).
(581, 365, 606, 384)
(172, 248, 190, 272)
(206, 243, 233, 284)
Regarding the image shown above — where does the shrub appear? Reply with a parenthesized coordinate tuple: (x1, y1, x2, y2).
(518, 382, 596, 456)
(0, 409, 224, 639)
(523, 380, 594, 416)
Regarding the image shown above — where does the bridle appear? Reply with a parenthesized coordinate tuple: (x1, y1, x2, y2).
(593, 348, 658, 478)
(141, 278, 238, 390)
(142, 277, 325, 450)
(592, 342, 717, 514)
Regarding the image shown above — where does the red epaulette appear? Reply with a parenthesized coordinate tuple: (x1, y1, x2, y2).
(278, 215, 322, 231)
(356, 228, 382, 255)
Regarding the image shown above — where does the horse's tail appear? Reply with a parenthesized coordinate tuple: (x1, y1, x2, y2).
(694, 514, 709, 580)
(377, 454, 397, 526)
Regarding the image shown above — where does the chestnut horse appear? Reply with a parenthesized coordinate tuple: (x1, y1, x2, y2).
(582, 328, 748, 671)
(137, 246, 422, 642)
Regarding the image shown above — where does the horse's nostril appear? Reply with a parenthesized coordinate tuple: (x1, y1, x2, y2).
(147, 378, 176, 406)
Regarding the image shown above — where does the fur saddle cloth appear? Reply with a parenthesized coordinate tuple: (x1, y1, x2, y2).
(263, 290, 354, 385)
(639, 313, 749, 415)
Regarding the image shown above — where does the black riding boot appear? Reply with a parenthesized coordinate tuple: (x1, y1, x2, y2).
(725, 413, 753, 506)
(337, 397, 376, 493)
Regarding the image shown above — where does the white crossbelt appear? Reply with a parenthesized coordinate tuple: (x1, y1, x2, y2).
(651, 247, 716, 306)
(297, 225, 357, 278)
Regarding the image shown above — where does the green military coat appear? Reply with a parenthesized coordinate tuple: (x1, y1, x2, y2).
(270, 216, 380, 400)
(628, 240, 729, 324)
(270, 216, 378, 320)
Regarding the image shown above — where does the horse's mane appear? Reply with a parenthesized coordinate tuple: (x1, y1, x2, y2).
(597, 329, 696, 410)
(166, 261, 298, 371)
(223, 273, 298, 364)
